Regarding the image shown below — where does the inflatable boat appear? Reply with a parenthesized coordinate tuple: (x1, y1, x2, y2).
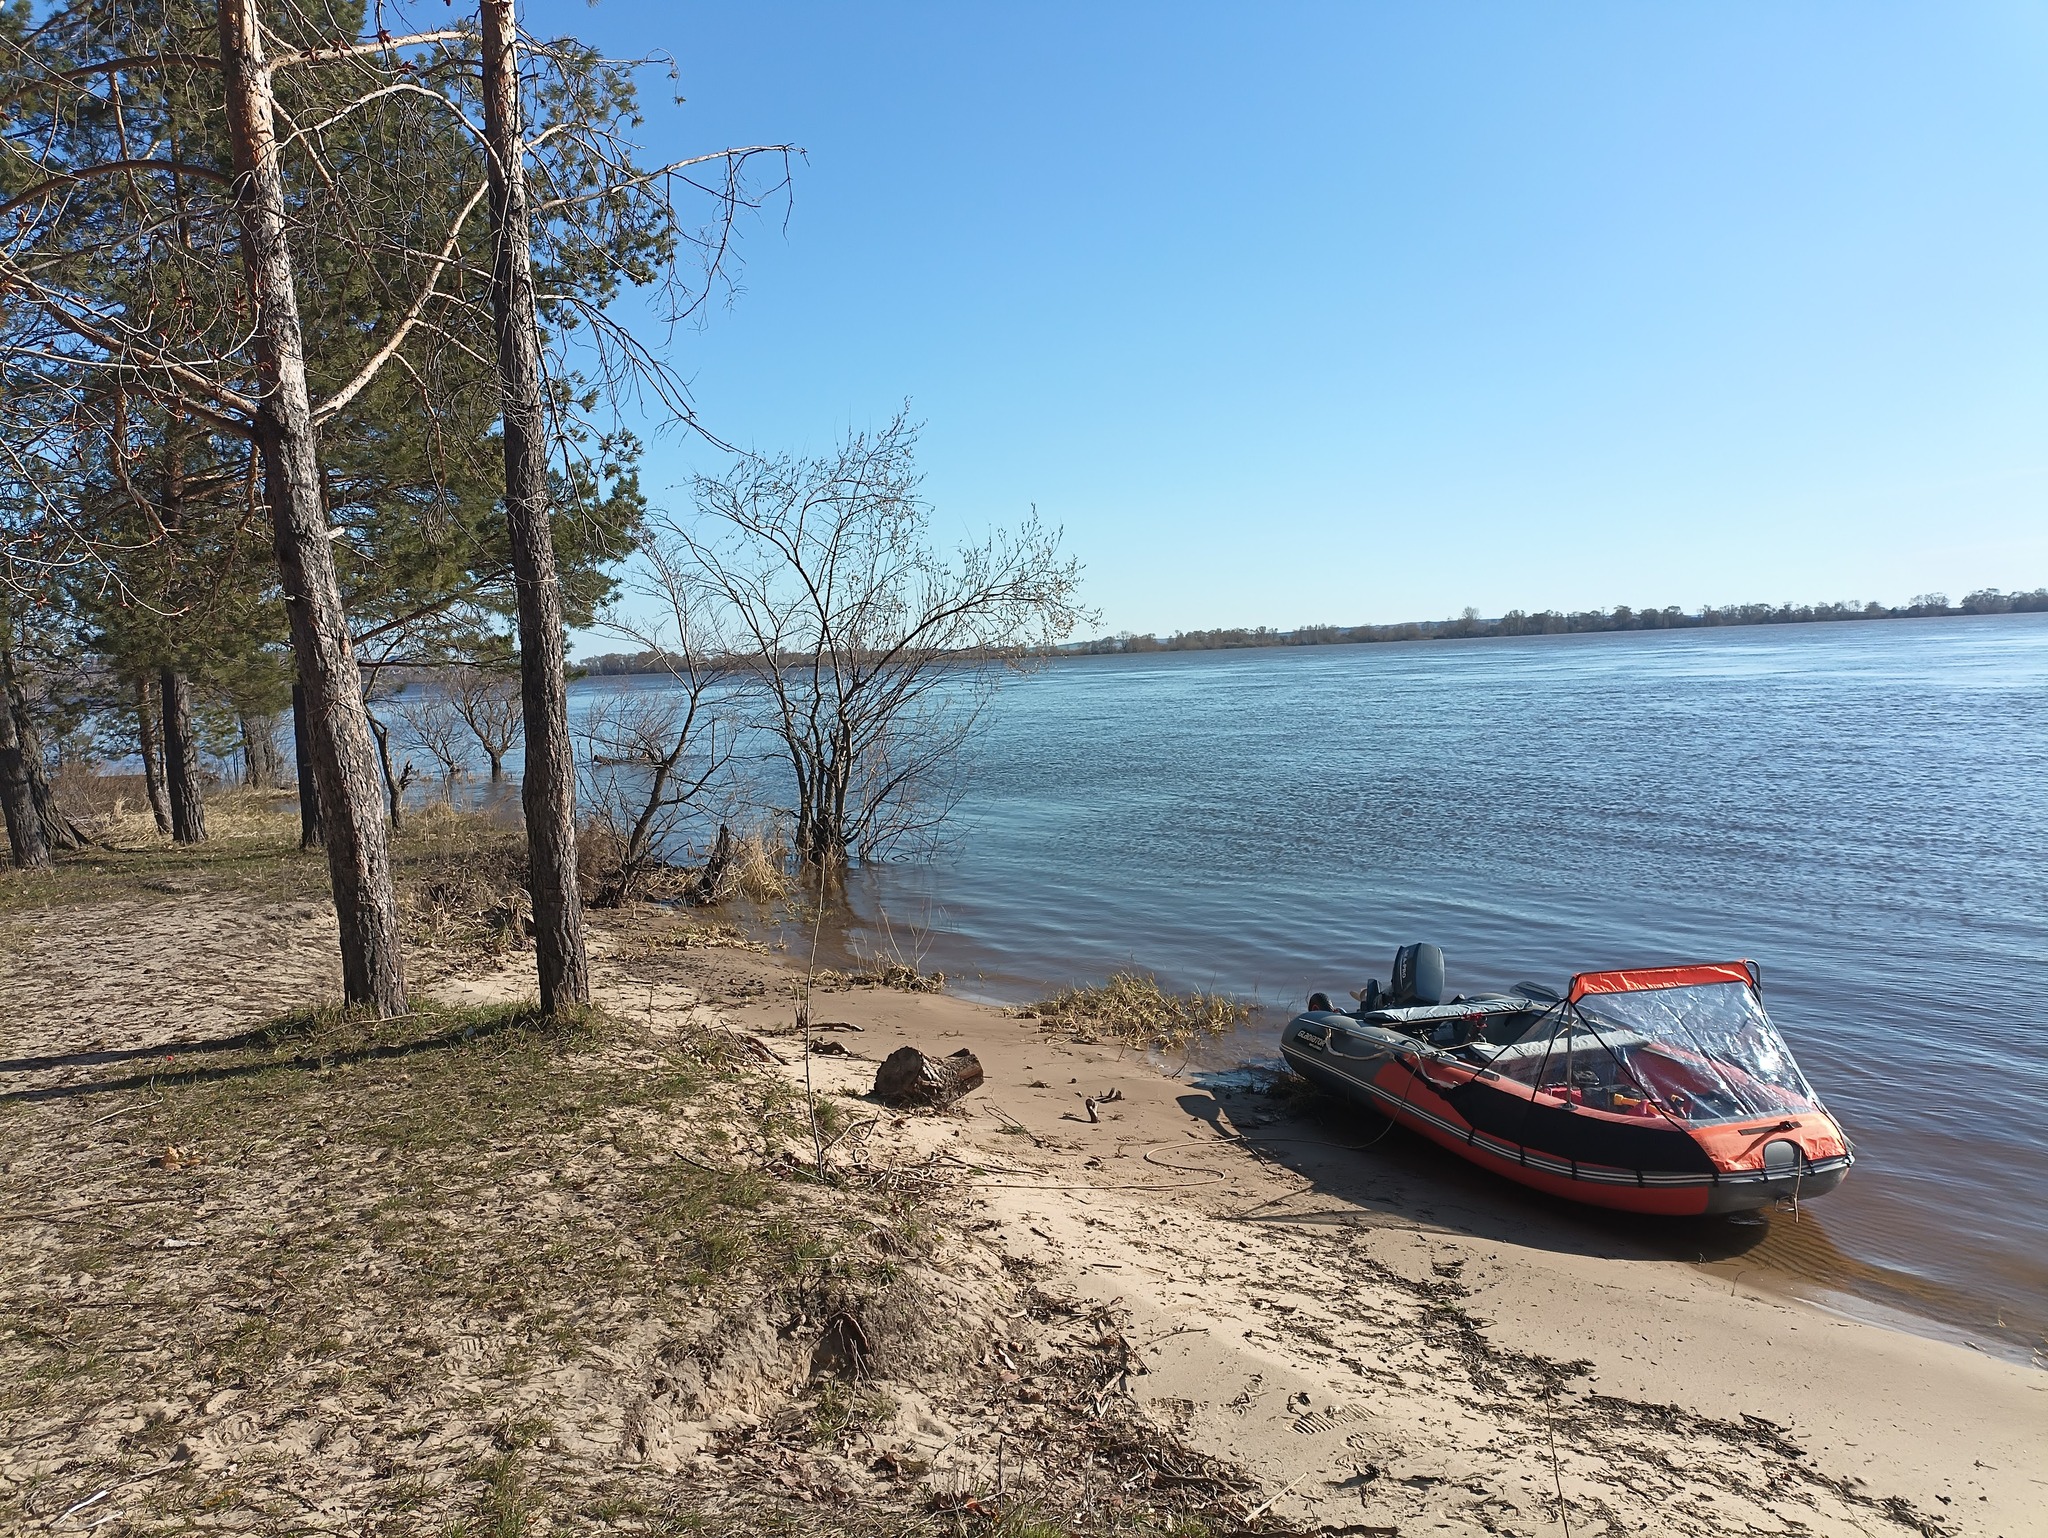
(1279, 946, 1852, 1215)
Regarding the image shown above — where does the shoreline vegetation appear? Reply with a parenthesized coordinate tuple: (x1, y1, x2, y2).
(4, 793, 2040, 1537)
(576, 585, 2048, 673)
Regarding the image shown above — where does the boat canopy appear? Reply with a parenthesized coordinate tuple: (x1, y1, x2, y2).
(1567, 961, 1757, 1001)
(1479, 969, 1821, 1125)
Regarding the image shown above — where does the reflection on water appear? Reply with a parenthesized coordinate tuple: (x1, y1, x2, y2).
(567, 615, 2048, 1360)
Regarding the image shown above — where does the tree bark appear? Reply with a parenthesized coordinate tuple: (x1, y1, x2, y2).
(7, 686, 87, 852)
(688, 823, 733, 904)
(290, 682, 323, 849)
(872, 1046, 984, 1108)
(238, 712, 283, 787)
(366, 711, 408, 830)
(136, 676, 173, 835)
(218, 0, 405, 1014)
(158, 667, 207, 844)
(0, 672, 49, 871)
(242, 711, 286, 788)
(481, 0, 590, 1013)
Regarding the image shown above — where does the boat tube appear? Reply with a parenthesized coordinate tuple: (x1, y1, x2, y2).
(1280, 946, 1852, 1215)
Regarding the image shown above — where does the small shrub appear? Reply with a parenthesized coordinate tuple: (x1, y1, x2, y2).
(722, 821, 793, 902)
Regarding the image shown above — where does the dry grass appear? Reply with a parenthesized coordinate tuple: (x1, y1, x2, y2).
(0, 995, 964, 1535)
(719, 823, 794, 904)
(393, 802, 532, 976)
(51, 766, 159, 821)
(0, 786, 328, 916)
(581, 819, 795, 911)
(94, 781, 298, 845)
(1023, 973, 1250, 1051)
(812, 962, 946, 994)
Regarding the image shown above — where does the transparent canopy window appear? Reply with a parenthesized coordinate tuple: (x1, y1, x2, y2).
(1482, 982, 1819, 1123)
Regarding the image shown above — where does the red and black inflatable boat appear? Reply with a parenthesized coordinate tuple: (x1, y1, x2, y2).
(1279, 946, 1852, 1215)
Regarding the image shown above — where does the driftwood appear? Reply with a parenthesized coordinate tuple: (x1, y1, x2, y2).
(872, 1046, 984, 1108)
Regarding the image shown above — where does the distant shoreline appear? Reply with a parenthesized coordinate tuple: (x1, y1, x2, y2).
(577, 586, 2047, 674)
(1057, 586, 2048, 657)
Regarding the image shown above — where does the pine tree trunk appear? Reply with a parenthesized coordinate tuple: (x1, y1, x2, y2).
(137, 676, 173, 835)
(241, 712, 285, 788)
(291, 683, 323, 849)
(158, 667, 207, 844)
(482, 0, 590, 1013)
(7, 686, 87, 852)
(218, 0, 405, 1015)
(259, 716, 286, 785)
(0, 673, 49, 871)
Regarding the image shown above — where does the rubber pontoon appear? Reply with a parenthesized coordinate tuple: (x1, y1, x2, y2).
(1279, 946, 1852, 1215)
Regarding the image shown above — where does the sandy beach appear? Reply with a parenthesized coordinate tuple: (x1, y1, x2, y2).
(702, 960, 2047, 1537)
(2, 842, 2042, 1536)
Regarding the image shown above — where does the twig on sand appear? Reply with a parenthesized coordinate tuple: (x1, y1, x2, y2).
(673, 1149, 730, 1177)
(1240, 1470, 1313, 1524)
(40, 1457, 170, 1532)
(45, 1489, 109, 1528)
(816, 1115, 880, 1159)
(1547, 1392, 1572, 1537)
(4, 1192, 189, 1223)
(1080, 1086, 1125, 1123)
(984, 1102, 1045, 1147)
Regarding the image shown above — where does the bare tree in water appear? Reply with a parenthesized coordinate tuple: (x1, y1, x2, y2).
(392, 687, 472, 800)
(650, 412, 1090, 872)
(450, 674, 523, 783)
(583, 558, 736, 906)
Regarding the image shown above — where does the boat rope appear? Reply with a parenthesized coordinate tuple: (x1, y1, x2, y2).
(1348, 1050, 1424, 1151)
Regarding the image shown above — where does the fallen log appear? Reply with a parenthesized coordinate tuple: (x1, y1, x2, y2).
(872, 1046, 984, 1108)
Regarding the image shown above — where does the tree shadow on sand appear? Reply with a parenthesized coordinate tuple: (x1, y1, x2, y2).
(0, 1006, 541, 1106)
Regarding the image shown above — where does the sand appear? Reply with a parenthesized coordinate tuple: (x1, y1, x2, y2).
(676, 962, 2048, 1538)
(3, 882, 2042, 1536)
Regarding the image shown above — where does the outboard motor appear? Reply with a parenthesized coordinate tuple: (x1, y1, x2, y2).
(1388, 943, 1445, 1007)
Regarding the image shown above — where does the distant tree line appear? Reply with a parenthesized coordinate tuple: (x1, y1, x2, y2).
(1051, 588, 2048, 656)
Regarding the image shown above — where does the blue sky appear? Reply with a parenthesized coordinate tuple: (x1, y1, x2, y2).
(527, 2, 2048, 645)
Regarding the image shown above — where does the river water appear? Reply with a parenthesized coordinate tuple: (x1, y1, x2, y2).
(576, 614, 2048, 1356)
